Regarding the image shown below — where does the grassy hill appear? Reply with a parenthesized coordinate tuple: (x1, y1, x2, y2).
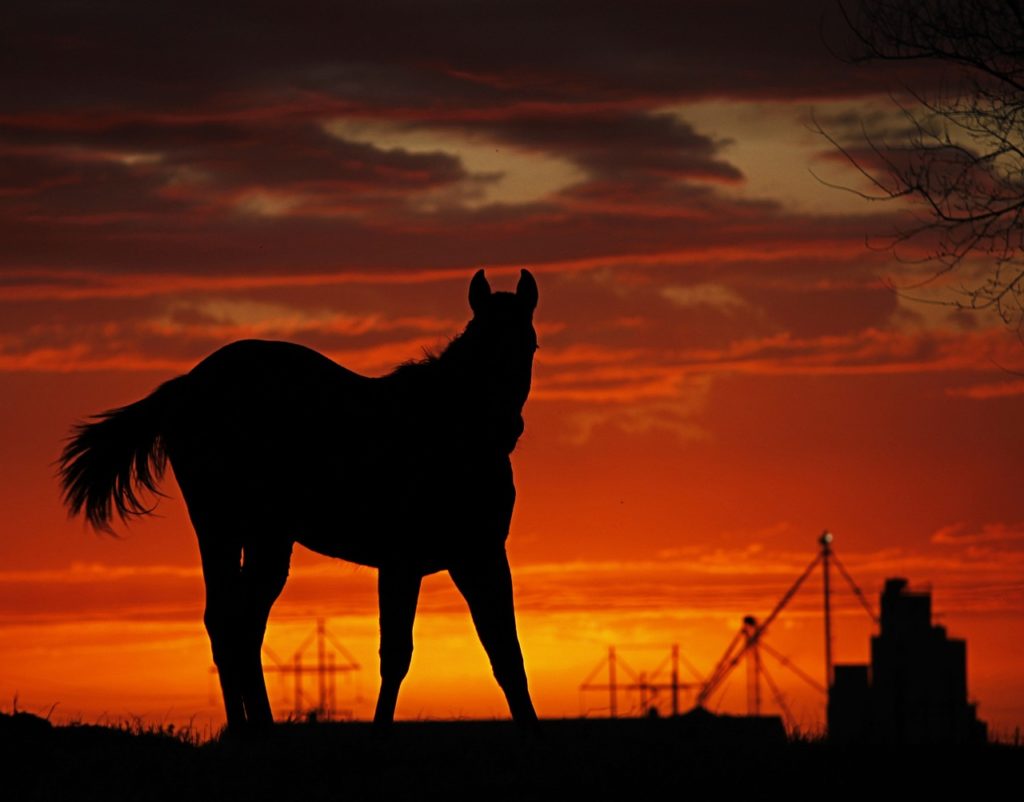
(3, 710, 1019, 800)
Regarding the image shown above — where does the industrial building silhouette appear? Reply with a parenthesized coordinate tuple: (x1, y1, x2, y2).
(829, 578, 987, 744)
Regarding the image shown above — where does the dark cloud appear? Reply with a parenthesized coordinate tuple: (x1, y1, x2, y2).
(0, 0, 949, 384)
(2, 119, 469, 189)
(0, 173, 902, 279)
(451, 111, 743, 182)
(0, 120, 471, 223)
(3, 1, 901, 119)
(0, 1, 926, 285)
(0, 150, 190, 221)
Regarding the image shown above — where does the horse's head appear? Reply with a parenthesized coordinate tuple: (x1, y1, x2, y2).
(464, 268, 538, 453)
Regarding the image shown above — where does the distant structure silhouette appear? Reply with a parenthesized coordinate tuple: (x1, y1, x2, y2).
(60, 269, 541, 732)
(829, 577, 987, 744)
(255, 618, 362, 722)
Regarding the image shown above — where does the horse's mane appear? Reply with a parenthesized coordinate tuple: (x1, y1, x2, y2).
(384, 317, 483, 385)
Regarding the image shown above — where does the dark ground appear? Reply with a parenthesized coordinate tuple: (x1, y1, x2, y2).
(2, 710, 1019, 801)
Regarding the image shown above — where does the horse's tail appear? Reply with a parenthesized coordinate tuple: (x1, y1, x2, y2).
(59, 375, 188, 533)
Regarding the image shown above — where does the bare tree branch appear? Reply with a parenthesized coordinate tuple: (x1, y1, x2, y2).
(823, 1, 1024, 330)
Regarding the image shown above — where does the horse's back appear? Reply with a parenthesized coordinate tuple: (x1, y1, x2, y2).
(172, 338, 371, 428)
(163, 340, 377, 519)
(188, 338, 367, 390)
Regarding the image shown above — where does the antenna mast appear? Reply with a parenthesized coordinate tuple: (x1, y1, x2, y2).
(821, 530, 834, 689)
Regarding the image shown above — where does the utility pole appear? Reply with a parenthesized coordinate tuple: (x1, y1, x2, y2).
(743, 615, 762, 716)
(671, 644, 680, 716)
(263, 618, 361, 720)
(317, 618, 327, 714)
(821, 531, 834, 690)
(580, 644, 699, 718)
(609, 646, 617, 719)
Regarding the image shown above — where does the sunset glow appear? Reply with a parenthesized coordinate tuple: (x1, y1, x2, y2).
(2, 2, 1022, 739)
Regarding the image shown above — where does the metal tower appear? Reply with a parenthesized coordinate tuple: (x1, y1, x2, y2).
(580, 644, 704, 718)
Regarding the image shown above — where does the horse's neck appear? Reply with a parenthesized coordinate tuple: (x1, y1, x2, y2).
(388, 351, 524, 437)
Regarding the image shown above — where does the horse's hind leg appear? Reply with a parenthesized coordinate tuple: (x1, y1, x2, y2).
(237, 537, 292, 726)
(197, 522, 291, 731)
(197, 531, 246, 731)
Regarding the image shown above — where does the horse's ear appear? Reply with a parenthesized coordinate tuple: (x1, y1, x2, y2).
(516, 269, 538, 314)
(469, 269, 491, 314)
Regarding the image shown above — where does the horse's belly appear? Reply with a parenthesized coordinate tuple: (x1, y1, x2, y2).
(293, 459, 516, 572)
(292, 523, 456, 574)
(293, 529, 385, 568)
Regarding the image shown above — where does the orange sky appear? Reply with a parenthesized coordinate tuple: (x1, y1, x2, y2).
(2, 2, 1022, 738)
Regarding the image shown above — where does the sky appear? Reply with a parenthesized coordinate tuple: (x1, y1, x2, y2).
(2, 1, 1022, 737)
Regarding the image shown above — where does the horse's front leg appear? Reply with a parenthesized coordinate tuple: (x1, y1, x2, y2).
(449, 548, 538, 728)
(373, 566, 422, 728)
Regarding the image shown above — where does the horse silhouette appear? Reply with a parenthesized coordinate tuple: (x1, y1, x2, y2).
(59, 269, 540, 731)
